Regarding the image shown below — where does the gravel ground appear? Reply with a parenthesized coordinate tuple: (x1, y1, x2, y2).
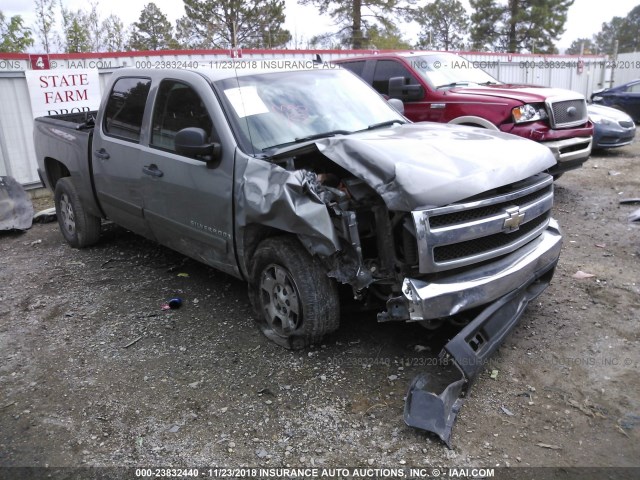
(1, 137, 639, 475)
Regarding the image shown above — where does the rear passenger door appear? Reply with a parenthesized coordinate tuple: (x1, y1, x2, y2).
(93, 76, 155, 238)
(140, 76, 238, 276)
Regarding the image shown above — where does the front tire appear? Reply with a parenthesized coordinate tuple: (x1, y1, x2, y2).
(249, 236, 339, 350)
(54, 177, 101, 248)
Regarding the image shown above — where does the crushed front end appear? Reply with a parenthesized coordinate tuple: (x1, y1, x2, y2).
(378, 173, 562, 445)
(254, 123, 562, 447)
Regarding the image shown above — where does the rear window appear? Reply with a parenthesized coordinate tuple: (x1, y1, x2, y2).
(103, 77, 151, 142)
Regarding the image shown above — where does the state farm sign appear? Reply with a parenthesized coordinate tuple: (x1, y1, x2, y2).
(25, 69, 101, 118)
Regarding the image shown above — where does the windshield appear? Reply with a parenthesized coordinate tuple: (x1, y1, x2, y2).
(411, 54, 501, 89)
(214, 68, 405, 154)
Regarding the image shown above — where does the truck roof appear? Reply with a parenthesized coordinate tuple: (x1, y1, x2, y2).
(114, 61, 324, 83)
(335, 51, 455, 60)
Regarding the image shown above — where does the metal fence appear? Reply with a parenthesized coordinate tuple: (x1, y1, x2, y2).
(607, 51, 640, 87)
(1, 48, 636, 187)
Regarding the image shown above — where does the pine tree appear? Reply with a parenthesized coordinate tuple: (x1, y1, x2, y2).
(594, 6, 640, 55)
(414, 0, 468, 51)
(298, 0, 413, 49)
(178, 0, 290, 49)
(565, 38, 596, 55)
(366, 24, 412, 49)
(129, 3, 177, 51)
(470, 0, 574, 53)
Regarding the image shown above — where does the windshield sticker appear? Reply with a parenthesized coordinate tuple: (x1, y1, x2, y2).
(224, 86, 269, 118)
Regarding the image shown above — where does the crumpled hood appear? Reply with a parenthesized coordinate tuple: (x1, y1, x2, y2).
(311, 122, 556, 211)
(449, 85, 582, 105)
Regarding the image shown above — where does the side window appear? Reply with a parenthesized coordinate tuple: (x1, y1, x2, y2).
(103, 77, 151, 142)
(339, 61, 366, 78)
(372, 60, 419, 95)
(627, 83, 640, 93)
(151, 80, 214, 153)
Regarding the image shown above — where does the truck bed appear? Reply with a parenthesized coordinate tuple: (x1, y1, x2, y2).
(37, 111, 97, 131)
(34, 111, 102, 218)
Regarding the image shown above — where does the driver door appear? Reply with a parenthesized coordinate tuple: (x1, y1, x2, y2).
(140, 78, 237, 276)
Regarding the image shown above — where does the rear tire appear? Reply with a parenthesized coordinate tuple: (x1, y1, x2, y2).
(54, 177, 101, 248)
(249, 236, 339, 350)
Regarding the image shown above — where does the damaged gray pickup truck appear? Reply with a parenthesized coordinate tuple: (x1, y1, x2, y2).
(34, 66, 562, 445)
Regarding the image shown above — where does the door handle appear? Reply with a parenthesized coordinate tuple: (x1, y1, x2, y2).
(142, 164, 164, 178)
(94, 148, 110, 160)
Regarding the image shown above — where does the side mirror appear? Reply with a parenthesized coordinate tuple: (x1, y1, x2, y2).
(387, 98, 405, 114)
(174, 127, 221, 163)
(388, 76, 424, 102)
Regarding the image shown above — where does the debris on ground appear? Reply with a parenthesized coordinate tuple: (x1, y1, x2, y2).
(161, 298, 183, 310)
(33, 207, 56, 223)
(572, 270, 596, 279)
(0, 176, 33, 231)
(501, 406, 515, 416)
(536, 443, 562, 450)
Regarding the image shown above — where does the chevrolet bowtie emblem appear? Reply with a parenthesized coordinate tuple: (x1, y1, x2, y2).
(503, 206, 525, 231)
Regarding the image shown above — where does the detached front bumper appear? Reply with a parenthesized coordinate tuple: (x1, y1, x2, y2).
(382, 219, 562, 323)
(387, 220, 563, 446)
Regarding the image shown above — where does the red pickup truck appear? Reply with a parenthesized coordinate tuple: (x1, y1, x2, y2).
(335, 52, 593, 176)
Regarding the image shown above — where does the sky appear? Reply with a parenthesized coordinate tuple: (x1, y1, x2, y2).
(2, 0, 639, 52)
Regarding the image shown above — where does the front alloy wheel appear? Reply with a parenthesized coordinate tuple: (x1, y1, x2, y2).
(259, 264, 301, 338)
(249, 236, 340, 350)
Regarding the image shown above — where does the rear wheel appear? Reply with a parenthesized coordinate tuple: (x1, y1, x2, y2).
(54, 177, 101, 248)
(249, 236, 339, 349)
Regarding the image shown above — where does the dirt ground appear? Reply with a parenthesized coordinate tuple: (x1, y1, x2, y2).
(1, 136, 639, 474)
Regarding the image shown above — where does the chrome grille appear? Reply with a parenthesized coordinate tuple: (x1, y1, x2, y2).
(412, 174, 554, 273)
(433, 213, 549, 262)
(547, 98, 588, 128)
(428, 186, 552, 228)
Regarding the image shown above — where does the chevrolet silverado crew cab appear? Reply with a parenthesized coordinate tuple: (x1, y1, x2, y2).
(34, 66, 562, 445)
(334, 52, 594, 176)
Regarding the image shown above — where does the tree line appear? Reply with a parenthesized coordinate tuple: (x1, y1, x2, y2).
(1, 0, 639, 55)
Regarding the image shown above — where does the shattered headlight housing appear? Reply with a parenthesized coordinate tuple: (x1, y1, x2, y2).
(512, 104, 548, 123)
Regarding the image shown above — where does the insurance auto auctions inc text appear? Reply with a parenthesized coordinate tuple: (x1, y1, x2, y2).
(189, 467, 495, 478)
